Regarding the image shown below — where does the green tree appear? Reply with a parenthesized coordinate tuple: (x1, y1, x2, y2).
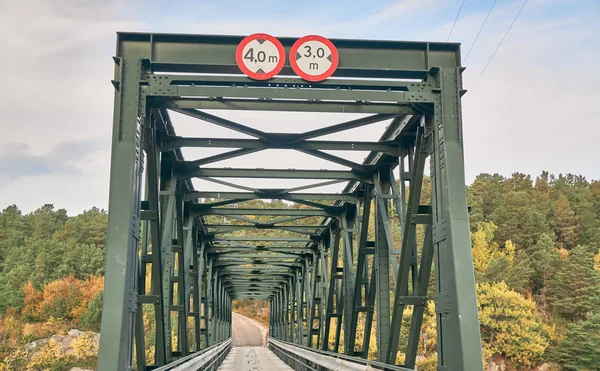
(549, 195, 579, 249)
(530, 233, 559, 297)
(551, 312, 600, 371)
(547, 245, 600, 321)
(468, 173, 505, 228)
(491, 191, 549, 249)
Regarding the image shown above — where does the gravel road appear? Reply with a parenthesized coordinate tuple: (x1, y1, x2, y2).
(218, 312, 293, 371)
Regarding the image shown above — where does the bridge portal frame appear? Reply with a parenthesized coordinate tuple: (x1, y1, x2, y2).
(98, 32, 483, 371)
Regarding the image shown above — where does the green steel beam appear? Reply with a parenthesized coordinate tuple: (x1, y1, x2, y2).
(185, 191, 358, 202)
(164, 137, 401, 153)
(118, 32, 460, 78)
(211, 236, 314, 242)
(178, 167, 369, 182)
(204, 224, 328, 230)
(98, 54, 145, 370)
(151, 73, 427, 91)
(194, 208, 338, 217)
(167, 98, 414, 114)
(430, 68, 483, 370)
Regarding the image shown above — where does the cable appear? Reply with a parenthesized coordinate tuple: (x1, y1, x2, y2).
(447, 0, 467, 41)
(465, 0, 528, 99)
(463, 0, 497, 63)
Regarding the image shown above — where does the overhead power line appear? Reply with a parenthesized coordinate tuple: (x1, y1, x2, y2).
(447, 0, 467, 41)
(465, 0, 529, 99)
(463, 0, 498, 63)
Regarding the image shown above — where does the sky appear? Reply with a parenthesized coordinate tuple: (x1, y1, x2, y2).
(0, 0, 598, 214)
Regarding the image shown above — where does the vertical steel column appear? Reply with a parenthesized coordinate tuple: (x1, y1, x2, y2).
(174, 184, 189, 356)
(374, 171, 392, 363)
(322, 226, 342, 352)
(98, 54, 145, 370)
(347, 187, 373, 357)
(306, 253, 316, 347)
(206, 259, 213, 346)
(318, 239, 330, 350)
(183, 213, 197, 352)
(283, 281, 289, 340)
(430, 68, 483, 370)
(297, 262, 306, 344)
(160, 178, 177, 360)
(289, 276, 296, 342)
(386, 127, 427, 364)
(341, 211, 357, 353)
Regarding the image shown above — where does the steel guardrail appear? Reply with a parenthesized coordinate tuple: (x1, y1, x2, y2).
(153, 338, 232, 371)
(268, 337, 413, 371)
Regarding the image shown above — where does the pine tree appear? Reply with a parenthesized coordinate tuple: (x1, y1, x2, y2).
(549, 195, 579, 249)
(530, 233, 559, 298)
(492, 191, 550, 249)
(547, 245, 600, 321)
(551, 312, 600, 371)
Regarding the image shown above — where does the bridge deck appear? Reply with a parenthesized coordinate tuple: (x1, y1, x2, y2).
(218, 346, 294, 371)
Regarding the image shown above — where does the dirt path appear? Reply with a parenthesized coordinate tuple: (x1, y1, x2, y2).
(231, 312, 268, 347)
(219, 313, 293, 371)
(217, 346, 293, 371)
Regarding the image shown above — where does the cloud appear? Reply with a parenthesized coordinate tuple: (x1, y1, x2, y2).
(0, 137, 108, 183)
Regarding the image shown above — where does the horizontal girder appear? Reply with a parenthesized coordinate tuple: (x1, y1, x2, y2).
(179, 168, 369, 182)
(185, 191, 358, 202)
(164, 137, 401, 153)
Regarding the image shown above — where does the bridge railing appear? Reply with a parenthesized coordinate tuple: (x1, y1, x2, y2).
(152, 338, 232, 371)
(268, 337, 413, 371)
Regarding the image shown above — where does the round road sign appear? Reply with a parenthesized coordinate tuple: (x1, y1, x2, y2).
(290, 35, 339, 82)
(236, 33, 285, 80)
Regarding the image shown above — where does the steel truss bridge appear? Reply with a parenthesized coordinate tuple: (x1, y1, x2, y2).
(98, 32, 484, 370)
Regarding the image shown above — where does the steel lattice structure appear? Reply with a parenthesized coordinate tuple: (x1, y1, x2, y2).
(98, 32, 484, 371)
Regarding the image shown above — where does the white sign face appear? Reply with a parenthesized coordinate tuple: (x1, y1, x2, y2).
(236, 34, 285, 80)
(295, 40, 333, 75)
(290, 35, 339, 82)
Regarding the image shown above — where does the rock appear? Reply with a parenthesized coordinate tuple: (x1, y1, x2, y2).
(93, 332, 100, 343)
(486, 358, 507, 371)
(536, 364, 550, 371)
(50, 335, 64, 343)
(26, 338, 48, 351)
(68, 329, 84, 337)
(487, 359, 500, 371)
(62, 337, 73, 347)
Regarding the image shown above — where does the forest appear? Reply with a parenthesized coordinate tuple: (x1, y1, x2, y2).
(0, 171, 599, 370)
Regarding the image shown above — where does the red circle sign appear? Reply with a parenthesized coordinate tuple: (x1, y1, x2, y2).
(290, 35, 339, 82)
(236, 33, 285, 80)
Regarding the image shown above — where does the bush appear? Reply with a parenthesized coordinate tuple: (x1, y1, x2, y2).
(79, 291, 103, 331)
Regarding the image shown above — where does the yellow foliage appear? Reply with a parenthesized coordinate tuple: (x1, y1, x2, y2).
(72, 332, 99, 358)
(27, 339, 67, 370)
(0, 308, 24, 356)
(1, 348, 28, 370)
(504, 240, 516, 263)
(556, 247, 569, 260)
(594, 250, 600, 271)
(471, 222, 501, 275)
(71, 275, 104, 319)
(419, 301, 437, 355)
(477, 281, 550, 367)
(23, 281, 44, 319)
(416, 354, 437, 371)
(21, 275, 104, 322)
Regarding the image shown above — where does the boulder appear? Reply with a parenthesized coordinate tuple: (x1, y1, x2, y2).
(50, 334, 64, 343)
(26, 338, 48, 351)
(68, 329, 84, 337)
